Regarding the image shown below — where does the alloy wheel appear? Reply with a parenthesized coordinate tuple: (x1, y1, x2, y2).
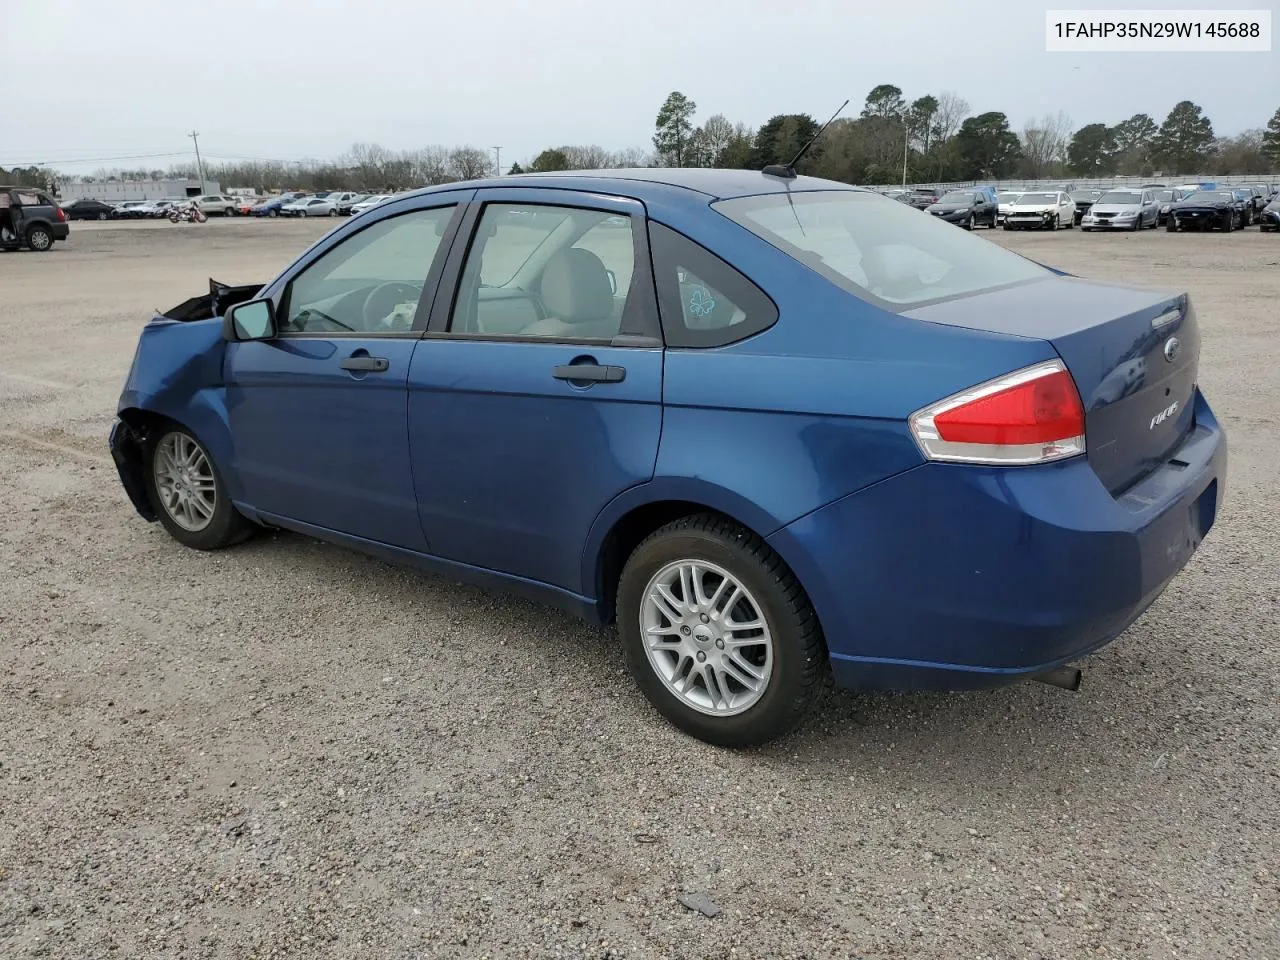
(152, 432, 217, 532)
(640, 559, 773, 717)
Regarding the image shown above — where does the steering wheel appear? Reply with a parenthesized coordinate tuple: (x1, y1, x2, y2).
(361, 281, 423, 331)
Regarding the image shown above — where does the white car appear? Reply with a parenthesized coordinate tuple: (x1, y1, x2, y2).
(350, 194, 393, 215)
(282, 197, 339, 217)
(1002, 190, 1076, 230)
(192, 194, 239, 216)
(995, 191, 1023, 225)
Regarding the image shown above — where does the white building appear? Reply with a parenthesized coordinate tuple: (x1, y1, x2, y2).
(57, 178, 220, 202)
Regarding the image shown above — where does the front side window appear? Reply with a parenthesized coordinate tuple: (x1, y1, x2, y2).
(281, 206, 455, 335)
(449, 203, 636, 341)
(715, 191, 1049, 308)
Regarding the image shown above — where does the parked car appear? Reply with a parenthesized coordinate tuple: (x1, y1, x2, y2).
(1259, 196, 1280, 232)
(905, 187, 943, 209)
(350, 194, 393, 216)
(1079, 189, 1160, 231)
(251, 193, 307, 217)
(192, 195, 240, 217)
(994, 191, 1023, 226)
(1002, 190, 1076, 230)
(1, 186, 69, 251)
(60, 198, 117, 221)
(1153, 188, 1186, 225)
(111, 200, 154, 219)
(1236, 186, 1266, 224)
(1069, 188, 1108, 225)
(106, 170, 1226, 747)
(925, 189, 998, 229)
(1167, 190, 1246, 232)
(324, 192, 360, 214)
(233, 197, 261, 216)
(281, 196, 339, 217)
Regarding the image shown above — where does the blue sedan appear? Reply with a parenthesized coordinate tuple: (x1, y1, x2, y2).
(107, 170, 1227, 746)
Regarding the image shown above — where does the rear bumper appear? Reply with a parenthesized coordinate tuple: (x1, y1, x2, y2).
(768, 390, 1227, 692)
(51, 222, 70, 240)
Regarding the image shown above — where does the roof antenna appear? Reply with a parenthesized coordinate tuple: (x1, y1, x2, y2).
(762, 99, 850, 180)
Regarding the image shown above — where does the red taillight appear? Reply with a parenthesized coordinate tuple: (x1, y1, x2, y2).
(56, 207, 66, 222)
(909, 361, 1086, 465)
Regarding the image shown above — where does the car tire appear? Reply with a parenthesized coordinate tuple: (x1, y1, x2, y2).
(1003, 223, 1012, 231)
(328, 208, 339, 218)
(1223, 214, 1234, 233)
(1167, 219, 1177, 232)
(25, 225, 54, 252)
(97, 211, 108, 221)
(268, 208, 278, 217)
(143, 426, 253, 551)
(616, 514, 827, 747)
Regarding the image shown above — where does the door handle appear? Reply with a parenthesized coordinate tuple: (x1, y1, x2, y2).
(341, 356, 389, 372)
(552, 363, 625, 383)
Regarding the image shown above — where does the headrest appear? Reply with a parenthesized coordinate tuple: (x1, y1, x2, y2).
(540, 248, 613, 323)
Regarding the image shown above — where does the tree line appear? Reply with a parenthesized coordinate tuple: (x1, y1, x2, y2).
(640, 88, 1280, 183)
(5, 92, 1278, 195)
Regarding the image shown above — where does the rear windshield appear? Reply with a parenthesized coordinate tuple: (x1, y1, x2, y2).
(714, 191, 1049, 308)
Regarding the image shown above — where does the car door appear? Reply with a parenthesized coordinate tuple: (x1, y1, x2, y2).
(407, 189, 664, 593)
(224, 194, 470, 549)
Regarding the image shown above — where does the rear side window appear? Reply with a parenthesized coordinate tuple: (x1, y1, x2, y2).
(648, 222, 777, 348)
(715, 191, 1049, 308)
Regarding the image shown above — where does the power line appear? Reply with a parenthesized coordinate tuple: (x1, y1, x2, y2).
(0, 151, 188, 166)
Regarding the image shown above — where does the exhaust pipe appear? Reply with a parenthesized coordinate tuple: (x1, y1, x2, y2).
(1031, 666, 1082, 691)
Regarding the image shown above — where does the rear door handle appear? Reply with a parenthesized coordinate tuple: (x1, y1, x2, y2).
(341, 356, 389, 372)
(552, 363, 625, 383)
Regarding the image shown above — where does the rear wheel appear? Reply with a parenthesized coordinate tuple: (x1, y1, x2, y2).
(97, 211, 108, 221)
(617, 514, 826, 747)
(25, 226, 54, 252)
(144, 427, 252, 550)
(328, 207, 339, 217)
(268, 208, 278, 217)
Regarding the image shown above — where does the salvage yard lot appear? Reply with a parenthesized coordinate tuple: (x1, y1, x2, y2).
(1, 217, 1277, 959)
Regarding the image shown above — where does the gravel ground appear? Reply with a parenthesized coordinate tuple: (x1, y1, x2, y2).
(1, 217, 1277, 960)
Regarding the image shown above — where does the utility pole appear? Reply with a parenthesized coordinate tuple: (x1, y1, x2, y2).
(188, 131, 207, 189)
(902, 120, 910, 187)
(492, 146, 502, 177)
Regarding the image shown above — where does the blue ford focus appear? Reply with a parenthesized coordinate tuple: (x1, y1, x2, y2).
(109, 170, 1226, 746)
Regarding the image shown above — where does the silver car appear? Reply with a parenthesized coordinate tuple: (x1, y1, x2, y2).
(1080, 189, 1160, 231)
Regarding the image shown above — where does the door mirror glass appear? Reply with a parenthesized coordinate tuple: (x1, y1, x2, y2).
(228, 299, 276, 340)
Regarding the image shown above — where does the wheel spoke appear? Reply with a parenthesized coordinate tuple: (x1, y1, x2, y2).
(727, 651, 765, 682)
(189, 495, 214, 519)
(716, 584, 742, 620)
(707, 664, 734, 710)
(723, 656, 763, 691)
(651, 584, 684, 624)
(678, 661, 702, 695)
(678, 564, 696, 607)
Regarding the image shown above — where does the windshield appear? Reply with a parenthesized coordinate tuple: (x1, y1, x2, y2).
(1186, 191, 1231, 202)
(1098, 191, 1142, 204)
(714, 191, 1049, 308)
(938, 192, 975, 204)
(1015, 193, 1058, 204)
(1156, 190, 1175, 201)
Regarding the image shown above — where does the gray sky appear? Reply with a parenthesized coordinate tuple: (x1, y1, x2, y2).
(4, 0, 1277, 174)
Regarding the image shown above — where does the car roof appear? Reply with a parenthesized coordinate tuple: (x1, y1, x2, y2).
(401, 168, 865, 204)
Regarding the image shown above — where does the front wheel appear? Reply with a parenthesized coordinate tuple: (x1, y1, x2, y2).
(328, 208, 339, 217)
(1223, 213, 1234, 233)
(144, 427, 252, 550)
(617, 514, 826, 747)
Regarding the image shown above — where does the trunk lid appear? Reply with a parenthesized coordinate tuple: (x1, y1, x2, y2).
(905, 276, 1199, 494)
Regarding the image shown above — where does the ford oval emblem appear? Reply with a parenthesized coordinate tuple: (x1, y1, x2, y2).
(1163, 336, 1181, 363)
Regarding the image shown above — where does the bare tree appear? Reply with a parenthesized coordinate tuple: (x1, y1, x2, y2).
(561, 145, 611, 169)
(1020, 111, 1073, 177)
(447, 146, 491, 181)
(932, 92, 970, 144)
(608, 146, 655, 168)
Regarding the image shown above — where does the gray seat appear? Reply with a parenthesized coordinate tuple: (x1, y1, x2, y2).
(520, 247, 619, 339)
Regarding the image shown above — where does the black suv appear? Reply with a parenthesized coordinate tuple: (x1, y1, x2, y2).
(1, 186, 70, 252)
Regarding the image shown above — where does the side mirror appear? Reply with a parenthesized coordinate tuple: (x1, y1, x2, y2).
(605, 268, 618, 296)
(224, 298, 276, 341)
